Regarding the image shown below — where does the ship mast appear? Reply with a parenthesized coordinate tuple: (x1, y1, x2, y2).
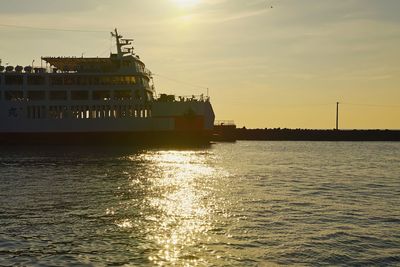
(111, 28, 134, 58)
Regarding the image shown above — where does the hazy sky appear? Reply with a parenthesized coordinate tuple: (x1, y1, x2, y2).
(1, 0, 399, 129)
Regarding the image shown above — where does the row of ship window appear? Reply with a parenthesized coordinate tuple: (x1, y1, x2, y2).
(0, 90, 147, 101)
(26, 105, 152, 119)
(0, 75, 142, 86)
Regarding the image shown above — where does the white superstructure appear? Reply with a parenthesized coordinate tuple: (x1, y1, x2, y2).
(0, 29, 215, 144)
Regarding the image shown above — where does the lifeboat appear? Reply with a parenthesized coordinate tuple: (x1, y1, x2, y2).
(24, 66, 33, 73)
(15, 65, 23, 72)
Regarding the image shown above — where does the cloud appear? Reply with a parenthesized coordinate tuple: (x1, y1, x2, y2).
(0, 0, 106, 14)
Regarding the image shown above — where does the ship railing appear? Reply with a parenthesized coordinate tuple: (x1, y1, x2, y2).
(156, 94, 210, 103)
(179, 94, 210, 102)
(143, 68, 152, 77)
(214, 120, 236, 126)
(132, 66, 152, 76)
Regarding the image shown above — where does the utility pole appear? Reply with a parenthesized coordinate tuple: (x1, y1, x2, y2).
(336, 102, 339, 130)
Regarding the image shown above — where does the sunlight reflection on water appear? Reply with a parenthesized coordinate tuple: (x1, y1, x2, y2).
(116, 150, 229, 265)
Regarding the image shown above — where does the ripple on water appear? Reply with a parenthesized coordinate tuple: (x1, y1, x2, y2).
(0, 142, 399, 266)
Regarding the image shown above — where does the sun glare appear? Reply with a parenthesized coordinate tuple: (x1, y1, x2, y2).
(173, 0, 200, 8)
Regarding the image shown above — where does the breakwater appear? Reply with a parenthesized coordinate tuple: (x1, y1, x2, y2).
(213, 126, 400, 141)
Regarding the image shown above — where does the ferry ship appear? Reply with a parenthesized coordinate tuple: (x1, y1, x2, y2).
(0, 29, 215, 145)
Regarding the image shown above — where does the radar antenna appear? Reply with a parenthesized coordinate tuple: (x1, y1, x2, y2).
(111, 28, 134, 58)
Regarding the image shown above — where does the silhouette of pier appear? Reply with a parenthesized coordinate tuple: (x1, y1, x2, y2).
(213, 126, 400, 142)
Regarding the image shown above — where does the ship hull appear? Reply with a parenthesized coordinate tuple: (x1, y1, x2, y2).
(0, 130, 212, 146)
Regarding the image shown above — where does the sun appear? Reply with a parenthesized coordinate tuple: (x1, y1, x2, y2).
(173, 0, 200, 8)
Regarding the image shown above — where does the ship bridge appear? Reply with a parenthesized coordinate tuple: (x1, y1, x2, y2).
(42, 57, 118, 73)
(42, 29, 150, 76)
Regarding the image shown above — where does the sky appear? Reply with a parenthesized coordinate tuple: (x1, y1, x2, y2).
(0, 0, 399, 129)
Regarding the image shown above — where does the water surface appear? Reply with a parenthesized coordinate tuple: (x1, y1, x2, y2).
(0, 142, 399, 266)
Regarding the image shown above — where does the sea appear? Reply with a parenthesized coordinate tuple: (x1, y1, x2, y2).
(0, 141, 399, 266)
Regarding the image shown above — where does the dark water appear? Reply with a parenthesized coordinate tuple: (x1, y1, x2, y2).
(0, 142, 399, 266)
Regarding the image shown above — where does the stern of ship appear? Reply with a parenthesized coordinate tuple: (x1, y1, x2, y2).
(151, 94, 215, 144)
